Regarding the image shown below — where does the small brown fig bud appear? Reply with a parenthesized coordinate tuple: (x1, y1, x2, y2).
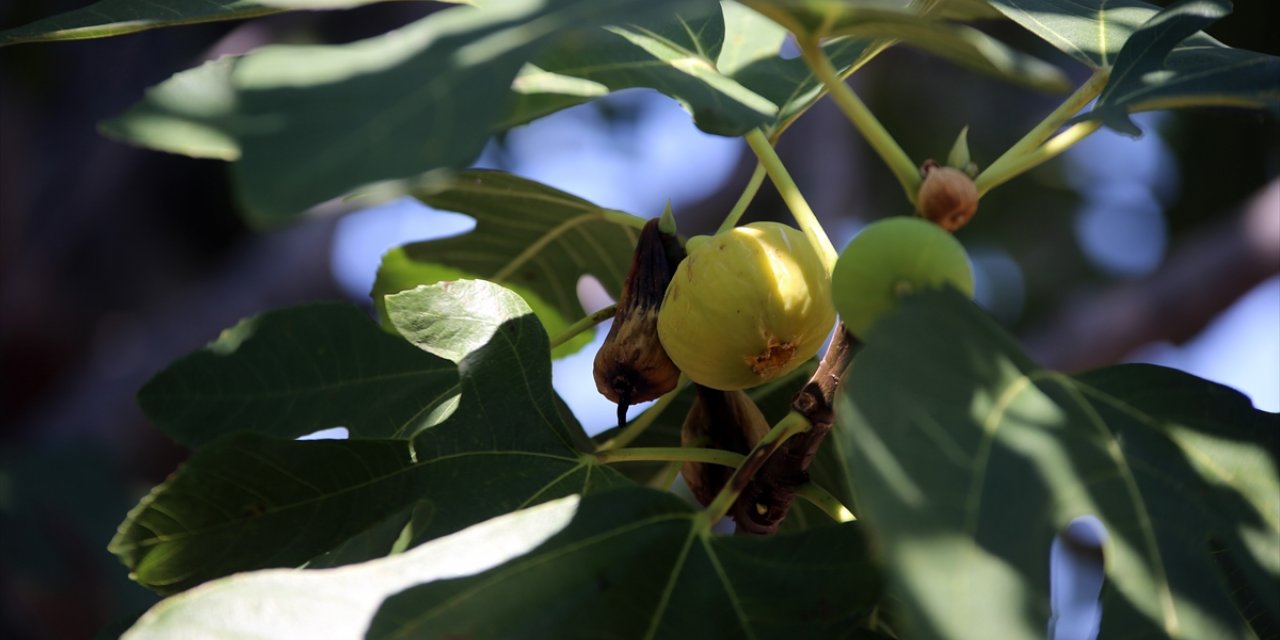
(680, 385, 770, 506)
(593, 218, 685, 427)
(917, 162, 979, 232)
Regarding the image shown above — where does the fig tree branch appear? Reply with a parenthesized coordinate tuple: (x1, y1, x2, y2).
(1025, 179, 1280, 372)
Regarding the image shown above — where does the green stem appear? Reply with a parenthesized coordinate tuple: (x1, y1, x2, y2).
(795, 482, 856, 522)
(595, 446, 746, 468)
(717, 163, 768, 233)
(743, 130, 839, 273)
(975, 70, 1109, 196)
(549, 304, 616, 350)
(702, 410, 812, 526)
(649, 460, 685, 490)
(975, 121, 1102, 195)
(799, 37, 920, 205)
(596, 376, 689, 452)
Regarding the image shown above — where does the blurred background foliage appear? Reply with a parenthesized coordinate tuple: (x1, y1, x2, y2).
(0, 1, 1275, 637)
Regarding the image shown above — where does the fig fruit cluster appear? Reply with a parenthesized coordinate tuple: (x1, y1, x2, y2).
(593, 214, 972, 424)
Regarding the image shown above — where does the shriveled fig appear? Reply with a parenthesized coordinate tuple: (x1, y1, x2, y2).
(593, 218, 685, 426)
(680, 385, 770, 506)
(657, 222, 836, 391)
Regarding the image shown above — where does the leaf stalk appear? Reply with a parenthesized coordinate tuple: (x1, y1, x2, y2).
(799, 37, 921, 204)
(975, 70, 1109, 195)
(743, 130, 839, 273)
(549, 304, 616, 350)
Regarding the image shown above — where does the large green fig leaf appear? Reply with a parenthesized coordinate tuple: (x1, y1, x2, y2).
(137, 303, 458, 447)
(367, 488, 880, 638)
(503, 1, 882, 137)
(98, 0, 707, 226)
(987, 0, 1161, 69)
(112, 281, 630, 593)
(0, 0, 454, 47)
(119, 495, 586, 639)
(372, 170, 642, 359)
(836, 289, 1279, 639)
(743, 0, 1068, 91)
(109, 434, 424, 594)
(505, 4, 778, 136)
(1081, 0, 1280, 135)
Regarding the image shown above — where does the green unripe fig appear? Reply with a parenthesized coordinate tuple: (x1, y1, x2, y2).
(832, 217, 973, 339)
(657, 222, 836, 391)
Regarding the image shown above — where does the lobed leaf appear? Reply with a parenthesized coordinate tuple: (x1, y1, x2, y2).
(137, 303, 458, 448)
(372, 170, 643, 358)
(1081, 0, 1280, 135)
(0, 0, 422, 47)
(114, 281, 629, 593)
(836, 289, 1280, 639)
(109, 434, 422, 594)
(503, 2, 882, 137)
(987, 0, 1160, 69)
(366, 488, 880, 638)
(99, 0, 707, 226)
(120, 496, 586, 639)
(745, 0, 1068, 91)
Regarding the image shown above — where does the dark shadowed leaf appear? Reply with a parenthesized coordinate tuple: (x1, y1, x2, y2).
(0, 0, 445, 46)
(119, 496, 587, 639)
(98, 0, 707, 226)
(303, 500, 433, 570)
(835, 289, 1279, 639)
(367, 488, 880, 639)
(1081, 0, 1280, 135)
(372, 170, 644, 358)
(109, 435, 421, 594)
(138, 303, 458, 447)
(113, 281, 629, 593)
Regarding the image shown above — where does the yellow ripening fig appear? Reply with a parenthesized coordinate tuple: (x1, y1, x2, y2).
(657, 222, 836, 391)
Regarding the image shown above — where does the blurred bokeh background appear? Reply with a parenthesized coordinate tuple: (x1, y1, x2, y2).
(1, 1, 1276, 637)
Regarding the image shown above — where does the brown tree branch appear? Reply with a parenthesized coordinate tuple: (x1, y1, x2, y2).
(1024, 179, 1280, 372)
(731, 325, 858, 535)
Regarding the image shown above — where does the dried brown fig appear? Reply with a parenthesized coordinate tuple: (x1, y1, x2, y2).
(917, 161, 979, 231)
(593, 218, 684, 427)
(680, 385, 770, 506)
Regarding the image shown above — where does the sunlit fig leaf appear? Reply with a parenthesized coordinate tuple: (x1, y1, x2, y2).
(986, 0, 1160, 69)
(836, 289, 1279, 639)
(138, 303, 458, 447)
(372, 170, 644, 358)
(744, 0, 1068, 91)
(0, 0, 458, 46)
(113, 281, 629, 593)
(1081, 0, 1280, 135)
(120, 496, 586, 639)
(367, 489, 880, 638)
(97, 0, 706, 226)
(504, 2, 878, 137)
